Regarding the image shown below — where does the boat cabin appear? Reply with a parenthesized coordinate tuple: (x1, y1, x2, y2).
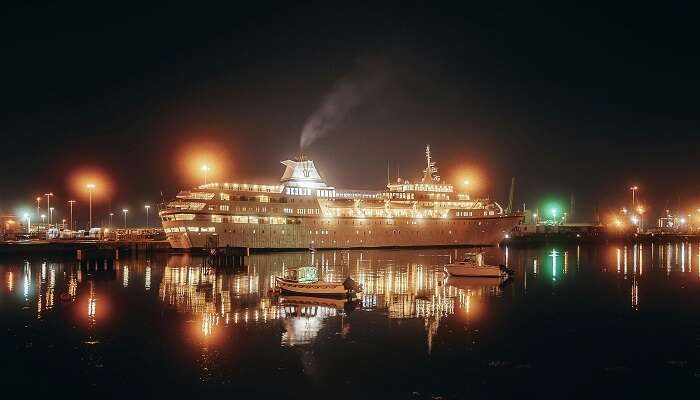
(461, 253, 484, 266)
(285, 266, 319, 283)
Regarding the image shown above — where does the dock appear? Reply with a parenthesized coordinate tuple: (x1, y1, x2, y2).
(0, 239, 172, 256)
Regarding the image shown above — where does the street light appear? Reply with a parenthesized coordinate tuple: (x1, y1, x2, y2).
(41, 214, 46, 224)
(144, 205, 151, 228)
(636, 206, 645, 232)
(201, 164, 210, 185)
(36, 197, 41, 217)
(629, 186, 638, 206)
(24, 214, 30, 233)
(86, 183, 96, 228)
(109, 212, 114, 227)
(49, 207, 54, 226)
(68, 200, 76, 231)
(44, 193, 54, 225)
(122, 209, 129, 228)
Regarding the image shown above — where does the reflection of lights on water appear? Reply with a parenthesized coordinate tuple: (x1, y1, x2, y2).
(68, 274, 77, 298)
(689, 243, 694, 272)
(201, 313, 217, 337)
(7, 271, 14, 292)
(123, 266, 129, 287)
(550, 250, 558, 281)
(88, 282, 97, 326)
(576, 245, 580, 270)
(23, 262, 31, 299)
(145, 266, 151, 290)
(46, 264, 55, 310)
(681, 243, 686, 272)
(533, 259, 537, 275)
(639, 244, 643, 275)
(631, 280, 639, 310)
(616, 248, 621, 273)
(41, 262, 47, 283)
(37, 292, 43, 318)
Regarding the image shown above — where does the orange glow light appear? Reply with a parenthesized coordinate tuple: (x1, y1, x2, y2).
(67, 168, 114, 201)
(178, 141, 230, 186)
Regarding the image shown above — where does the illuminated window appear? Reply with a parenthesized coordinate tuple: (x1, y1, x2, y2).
(187, 227, 199, 232)
(220, 193, 230, 201)
(220, 205, 229, 212)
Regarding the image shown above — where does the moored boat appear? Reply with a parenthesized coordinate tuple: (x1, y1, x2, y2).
(275, 266, 361, 298)
(443, 253, 514, 278)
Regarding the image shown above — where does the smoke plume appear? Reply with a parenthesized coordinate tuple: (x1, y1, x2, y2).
(299, 58, 388, 150)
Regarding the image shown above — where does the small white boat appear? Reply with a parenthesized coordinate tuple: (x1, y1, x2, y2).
(443, 252, 513, 278)
(275, 266, 361, 298)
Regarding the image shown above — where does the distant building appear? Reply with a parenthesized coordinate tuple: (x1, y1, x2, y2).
(1, 215, 20, 239)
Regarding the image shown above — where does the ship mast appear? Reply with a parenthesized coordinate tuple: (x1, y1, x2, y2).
(422, 145, 441, 183)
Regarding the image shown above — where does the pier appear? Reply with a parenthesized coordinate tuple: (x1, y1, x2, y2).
(0, 239, 171, 256)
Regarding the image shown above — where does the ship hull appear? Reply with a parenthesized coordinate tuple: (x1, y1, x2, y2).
(163, 214, 521, 250)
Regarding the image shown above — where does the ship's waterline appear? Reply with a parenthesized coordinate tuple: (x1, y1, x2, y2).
(160, 146, 522, 250)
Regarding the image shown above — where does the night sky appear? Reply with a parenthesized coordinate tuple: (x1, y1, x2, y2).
(1, 2, 699, 225)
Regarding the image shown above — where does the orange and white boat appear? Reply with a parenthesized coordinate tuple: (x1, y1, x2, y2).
(275, 266, 361, 298)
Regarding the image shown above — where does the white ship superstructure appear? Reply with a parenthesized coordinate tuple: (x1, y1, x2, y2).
(160, 146, 522, 250)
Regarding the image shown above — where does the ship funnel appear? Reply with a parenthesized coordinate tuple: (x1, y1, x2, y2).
(280, 158, 329, 188)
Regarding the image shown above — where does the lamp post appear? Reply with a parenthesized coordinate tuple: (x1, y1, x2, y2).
(201, 164, 210, 185)
(49, 207, 54, 227)
(109, 212, 114, 227)
(36, 197, 41, 217)
(122, 209, 128, 228)
(24, 214, 30, 233)
(629, 186, 638, 206)
(44, 193, 53, 225)
(86, 183, 96, 228)
(144, 205, 151, 228)
(68, 200, 76, 231)
(41, 214, 46, 224)
(636, 206, 645, 233)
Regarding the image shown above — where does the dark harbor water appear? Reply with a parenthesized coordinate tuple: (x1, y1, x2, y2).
(2, 243, 700, 398)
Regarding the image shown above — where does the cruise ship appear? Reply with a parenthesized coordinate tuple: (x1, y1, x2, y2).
(160, 146, 522, 250)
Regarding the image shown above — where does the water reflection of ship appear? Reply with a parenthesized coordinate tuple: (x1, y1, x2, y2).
(279, 295, 359, 346)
